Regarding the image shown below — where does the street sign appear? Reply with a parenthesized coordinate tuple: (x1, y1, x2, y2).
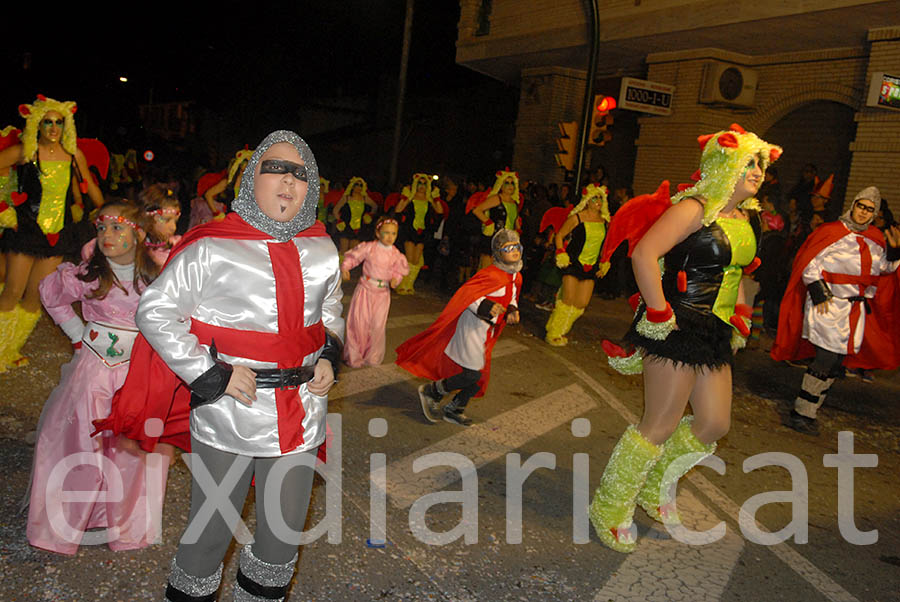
(618, 77, 675, 116)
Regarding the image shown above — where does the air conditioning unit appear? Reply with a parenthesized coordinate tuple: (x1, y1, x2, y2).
(699, 61, 758, 107)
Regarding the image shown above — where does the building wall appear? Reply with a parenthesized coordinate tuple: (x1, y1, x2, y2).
(513, 67, 586, 186)
(632, 46, 869, 202)
(846, 26, 900, 211)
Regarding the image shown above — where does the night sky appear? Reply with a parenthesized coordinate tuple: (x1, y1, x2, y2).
(4, 1, 514, 180)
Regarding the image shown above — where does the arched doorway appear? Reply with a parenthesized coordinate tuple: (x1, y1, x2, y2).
(764, 101, 856, 213)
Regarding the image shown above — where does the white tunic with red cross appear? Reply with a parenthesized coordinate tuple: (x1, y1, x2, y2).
(802, 225, 899, 355)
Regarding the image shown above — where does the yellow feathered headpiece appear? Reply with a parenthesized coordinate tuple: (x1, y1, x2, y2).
(671, 123, 782, 225)
(487, 167, 519, 201)
(227, 146, 255, 185)
(18, 95, 78, 162)
(345, 176, 370, 198)
(570, 184, 610, 222)
(402, 173, 438, 200)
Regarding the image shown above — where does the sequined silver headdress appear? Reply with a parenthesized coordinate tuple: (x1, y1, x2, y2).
(232, 130, 320, 242)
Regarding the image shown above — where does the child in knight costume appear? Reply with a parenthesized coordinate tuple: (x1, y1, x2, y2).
(772, 186, 900, 435)
(396, 229, 522, 426)
(594, 124, 780, 552)
(98, 131, 343, 601)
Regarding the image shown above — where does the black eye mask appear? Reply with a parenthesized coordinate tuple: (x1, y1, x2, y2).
(259, 159, 308, 182)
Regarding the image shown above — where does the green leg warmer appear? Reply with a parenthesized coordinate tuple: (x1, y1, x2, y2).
(636, 416, 716, 526)
(544, 301, 570, 346)
(589, 425, 661, 553)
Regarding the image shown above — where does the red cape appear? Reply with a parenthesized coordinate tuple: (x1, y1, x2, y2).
(395, 265, 521, 397)
(93, 214, 329, 454)
(771, 220, 900, 370)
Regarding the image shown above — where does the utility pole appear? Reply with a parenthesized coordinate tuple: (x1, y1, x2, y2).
(574, 0, 600, 194)
(388, 0, 415, 191)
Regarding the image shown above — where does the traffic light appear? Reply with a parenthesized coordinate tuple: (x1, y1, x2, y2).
(589, 95, 616, 146)
(555, 121, 577, 171)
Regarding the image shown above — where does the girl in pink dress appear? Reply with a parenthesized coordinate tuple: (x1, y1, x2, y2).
(139, 183, 183, 267)
(341, 217, 409, 367)
(27, 200, 168, 555)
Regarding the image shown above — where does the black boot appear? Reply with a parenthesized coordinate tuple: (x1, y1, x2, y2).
(442, 396, 473, 426)
(164, 559, 222, 602)
(234, 545, 297, 601)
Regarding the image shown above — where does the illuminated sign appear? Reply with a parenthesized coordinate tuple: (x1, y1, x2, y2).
(866, 72, 900, 112)
(618, 77, 675, 116)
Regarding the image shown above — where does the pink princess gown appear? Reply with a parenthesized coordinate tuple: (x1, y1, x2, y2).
(341, 240, 409, 367)
(27, 262, 168, 555)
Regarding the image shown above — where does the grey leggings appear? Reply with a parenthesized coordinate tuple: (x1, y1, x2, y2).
(175, 437, 316, 578)
(809, 345, 846, 379)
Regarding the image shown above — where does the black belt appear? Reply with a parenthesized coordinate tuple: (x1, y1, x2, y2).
(845, 296, 871, 314)
(254, 365, 316, 389)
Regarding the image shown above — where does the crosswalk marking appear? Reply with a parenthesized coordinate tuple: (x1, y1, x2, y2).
(331, 339, 529, 400)
(593, 488, 744, 601)
(378, 383, 597, 509)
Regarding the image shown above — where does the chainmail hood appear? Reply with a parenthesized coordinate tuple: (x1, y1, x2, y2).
(232, 130, 320, 242)
(840, 186, 881, 232)
(491, 228, 523, 273)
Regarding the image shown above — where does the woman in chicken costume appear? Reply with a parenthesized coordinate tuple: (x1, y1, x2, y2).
(591, 124, 780, 552)
(0, 95, 104, 372)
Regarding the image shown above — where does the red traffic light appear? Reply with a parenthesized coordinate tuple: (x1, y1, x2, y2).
(596, 96, 617, 112)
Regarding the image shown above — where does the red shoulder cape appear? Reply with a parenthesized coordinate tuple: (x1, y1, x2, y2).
(771, 221, 900, 370)
(93, 214, 329, 454)
(395, 265, 521, 397)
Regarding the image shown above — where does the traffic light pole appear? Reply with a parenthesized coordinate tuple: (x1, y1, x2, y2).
(574, 0, 600, 195)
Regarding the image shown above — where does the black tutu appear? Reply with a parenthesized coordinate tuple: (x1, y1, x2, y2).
(624, 303, 733, 369)
(561, 260, 599, 281)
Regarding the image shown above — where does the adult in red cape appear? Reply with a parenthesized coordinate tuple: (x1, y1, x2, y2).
(397, 228, 523, 426)
(96, 130, 344, 602)
(772, 185, 900, 435)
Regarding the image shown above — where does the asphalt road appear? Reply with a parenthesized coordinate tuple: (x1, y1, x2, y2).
(1, 275, 898, 601)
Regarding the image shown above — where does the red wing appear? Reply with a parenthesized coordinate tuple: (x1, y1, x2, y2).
(196, 170, 226, 197)
(77, 138, 111, 180)
(383, 192, 404, 212)
(600, 181, 671, 263)
(539, 206, 570, 234)
(323, 188, 344, 206)
(465, 190, 490, 214)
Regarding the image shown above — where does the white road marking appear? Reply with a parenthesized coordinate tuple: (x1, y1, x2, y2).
(380, 383, 597, 509)
(540, 347, 860, 602)
(331, 339, 529, 400)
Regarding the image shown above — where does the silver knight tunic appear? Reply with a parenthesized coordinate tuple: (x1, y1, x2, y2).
(137, 235, 343, 456)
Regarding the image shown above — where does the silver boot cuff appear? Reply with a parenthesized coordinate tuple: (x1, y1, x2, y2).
(165, 558, 222, 601)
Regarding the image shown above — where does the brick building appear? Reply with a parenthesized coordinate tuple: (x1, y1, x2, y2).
(455, 0, 900, 210)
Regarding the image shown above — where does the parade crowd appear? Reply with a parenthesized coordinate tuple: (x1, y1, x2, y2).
(1, 96, 898, 600)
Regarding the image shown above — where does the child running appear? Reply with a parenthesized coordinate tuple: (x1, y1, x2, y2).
(341, 216, 409, 367)
(396, 228, 522, 426)
(27, 199, 168, 554)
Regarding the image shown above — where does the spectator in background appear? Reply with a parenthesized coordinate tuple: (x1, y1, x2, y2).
(874, 201, 896, 233)
(789, 163, 817, 223)
(758, 166, 784, 217)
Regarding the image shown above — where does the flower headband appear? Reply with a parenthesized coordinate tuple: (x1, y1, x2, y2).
(146, 207, 181, 217)
(376, 218, 398, 229)
(94, 213, 144, 233)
